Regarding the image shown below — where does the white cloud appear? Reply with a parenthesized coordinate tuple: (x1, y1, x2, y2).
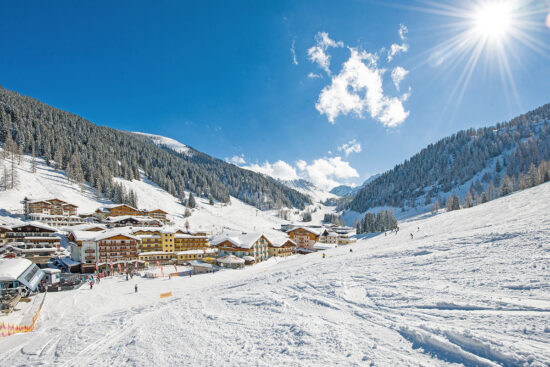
(243, 160, 299, 181)
(338, 139, 362, 157)
(291, 39, 298, 65)
(307, 32, 343, 75)
(315, 47, 410, 127)
(387, 24, 409, 62)
(229, 155, 246, 165)
(391, 66, 409, 91)
(241, 155, 359, 190)
(308, 72, 322, 79)
(301, 156, 359, 190)
(398, 23, 408, 41)
(296, 159, 307, 171)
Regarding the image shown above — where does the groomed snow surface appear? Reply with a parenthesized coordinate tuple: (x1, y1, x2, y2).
(1, 183, 550, 366)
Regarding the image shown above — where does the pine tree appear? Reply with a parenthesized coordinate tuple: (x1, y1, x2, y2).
(184, 208, 191, 217)
(187, 192, 196, 209)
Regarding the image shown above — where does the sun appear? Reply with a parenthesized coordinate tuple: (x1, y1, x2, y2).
(473, 2, 513, 39)
(473, 1, 513, 40)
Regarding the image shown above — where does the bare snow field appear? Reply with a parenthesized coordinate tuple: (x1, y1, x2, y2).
(1, 183, 550, 366)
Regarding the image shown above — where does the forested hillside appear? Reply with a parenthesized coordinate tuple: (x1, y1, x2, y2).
(0, 87, 310, 209)
(348, 103, 550, 213)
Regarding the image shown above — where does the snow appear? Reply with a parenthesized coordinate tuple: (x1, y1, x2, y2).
(0, 182, 549, 365)
(133, 132, 191, 155)
(0, 258, 32, 281)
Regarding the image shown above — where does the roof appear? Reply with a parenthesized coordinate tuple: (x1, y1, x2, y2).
(59, 257, 80, 267)
(211, 233, 267, 249)
(242, 255, 255, 261)
(272, 239, 297, 248)
(176, 249, 217, 255)
(313, 243, 337, 250)
(286, 227, 323, 236)
(63, 223, 107, 232)
(70, 230, 101, 241)
(10, 221, 57, 232)
(42, 268, 61, 274)
(0, 258, 33, 281)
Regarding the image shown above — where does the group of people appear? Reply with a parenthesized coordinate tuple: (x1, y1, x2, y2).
(88, 273, 103, 289)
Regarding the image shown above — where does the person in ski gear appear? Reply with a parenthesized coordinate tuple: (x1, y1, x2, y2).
(126, 273, 129, 281)
(135, 284, 138, 293)
(410, 233, 414, 239)
(349, 248, 353, 253)
(322, 253, 326, 259)
(89, 281, 93, 290)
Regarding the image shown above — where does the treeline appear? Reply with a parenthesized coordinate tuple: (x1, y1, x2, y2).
(436, 160, 550, 213)
(0, 87, 310, 209)
(348, 103, 550, 212)
(323, 213, 345, 226)
(355, 209, 397, 234)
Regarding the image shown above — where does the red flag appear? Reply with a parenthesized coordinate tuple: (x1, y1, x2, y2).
(110, 259, 113, 270)
(95, 261, 99, 272)
(135, 260, 138, 268)
(124, 259, 127, 271)
(118, 263, 122, 273)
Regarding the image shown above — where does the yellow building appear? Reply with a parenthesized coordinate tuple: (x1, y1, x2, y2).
(268, 239, 297, 257)
(133, 228, 212, 264)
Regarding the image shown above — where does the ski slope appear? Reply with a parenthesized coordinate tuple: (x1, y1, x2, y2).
(1, 183, 549, 366)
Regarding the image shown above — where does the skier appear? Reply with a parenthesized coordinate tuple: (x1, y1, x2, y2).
(126, 273, 129, 281)
(134, 284, 138, 293)
(349, 248, 353, 253)
(322, 253, 326, 259)
(410, 233, 414, 239)
(89, 281, 93, 290)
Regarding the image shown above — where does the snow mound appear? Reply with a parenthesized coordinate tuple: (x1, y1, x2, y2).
(133, 132, 191, 155)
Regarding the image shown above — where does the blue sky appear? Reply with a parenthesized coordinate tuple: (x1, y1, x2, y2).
(1, 0, 549, 190)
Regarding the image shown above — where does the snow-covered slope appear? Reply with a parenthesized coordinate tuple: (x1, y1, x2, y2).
(279, 178, 337, 202)
(133, 132, 191, 155)
(0, 149, 331, 237)
(330, 173, 381, 197)
(1, 182, 549, 366)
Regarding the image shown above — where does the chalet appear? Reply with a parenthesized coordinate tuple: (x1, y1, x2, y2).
(319, 229, 356, 245)
(268, 239, 296, 257)
(211, 233, 270, 263)
(144, 209, 168, 222)
(286, 227, 323, 250)
(95, 205, 168, 223)
(104, 216, 163, 228)
(69, 228, 140, 272)
(25, 198, 78, 216)
(64, 223, 107, 232)
(25, 198, 85, 227)
(6, 222, 60, 248)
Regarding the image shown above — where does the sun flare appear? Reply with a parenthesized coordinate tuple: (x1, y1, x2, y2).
(473, 2, 513, 39)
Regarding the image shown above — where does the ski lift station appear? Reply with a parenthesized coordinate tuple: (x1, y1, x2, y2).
(0, 258, 45, 295)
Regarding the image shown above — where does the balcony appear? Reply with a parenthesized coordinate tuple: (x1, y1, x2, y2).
(85, 255, 95, 260)
(84, 249, 95, 254)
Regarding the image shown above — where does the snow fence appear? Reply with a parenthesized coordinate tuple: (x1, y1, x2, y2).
(0, 292, 46, 338)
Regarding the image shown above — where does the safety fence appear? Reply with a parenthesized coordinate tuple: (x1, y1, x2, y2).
(0, 291, 47, 338)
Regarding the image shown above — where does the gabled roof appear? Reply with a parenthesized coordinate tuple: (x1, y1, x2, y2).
(211, 233, 269, 249)
(271, 239, 297, 248)
(286, 227, 323, 236)
(10, 221, 57, 233)
(63, 223, 107, 232)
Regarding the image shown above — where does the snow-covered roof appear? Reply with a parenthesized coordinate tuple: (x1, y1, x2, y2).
(272, 239, 297, 248)
(313, 243, 337, 250)
(59, 257, 80, 267)
(0, 258, 33, 281)
(70, 230, 100, 241)
(42, 268, 61, 274)
(10, 221, 57, 232)
(286, 227, 323, 236)
(217, 255, 245, 264)
(211, 233, 267, 249)
(64, 223, 107, 232)
(242, 255, 255, 261)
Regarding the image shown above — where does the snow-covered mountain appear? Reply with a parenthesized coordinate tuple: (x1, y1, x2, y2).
(133, 132, 191, 155)
(330, 174, 381, 197)
(279, 178, 338, 202)
(2, 181, 549, 366)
